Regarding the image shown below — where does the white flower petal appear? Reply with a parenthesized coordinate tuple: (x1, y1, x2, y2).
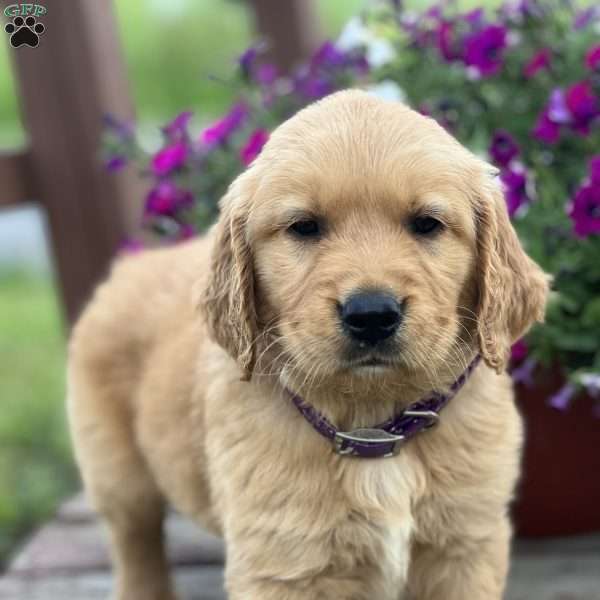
(365, 80, 406, 103)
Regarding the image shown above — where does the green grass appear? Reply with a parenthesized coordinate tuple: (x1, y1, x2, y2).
(0, 271, 77, 568)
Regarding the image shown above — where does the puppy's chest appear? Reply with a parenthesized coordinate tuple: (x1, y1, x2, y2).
(335, 455, 420, 576)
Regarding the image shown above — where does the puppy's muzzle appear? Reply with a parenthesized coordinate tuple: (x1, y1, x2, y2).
(340, 291, 402, 346)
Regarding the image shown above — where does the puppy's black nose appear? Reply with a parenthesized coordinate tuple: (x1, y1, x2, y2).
(340, 292, 402, 345)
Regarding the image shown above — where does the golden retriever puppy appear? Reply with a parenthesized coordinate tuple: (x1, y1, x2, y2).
(68, 89, 548, 600)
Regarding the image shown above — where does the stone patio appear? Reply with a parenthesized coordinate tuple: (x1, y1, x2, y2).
(1, 494, 599, 599)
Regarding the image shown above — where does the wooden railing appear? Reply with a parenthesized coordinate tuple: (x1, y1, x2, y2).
(1, 0, 318, 324)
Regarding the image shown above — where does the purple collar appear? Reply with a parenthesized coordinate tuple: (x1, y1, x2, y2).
(287, 354, 482, 459)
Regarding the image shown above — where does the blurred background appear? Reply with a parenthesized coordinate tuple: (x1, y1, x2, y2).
(1, 0, 599, 598)
(0, 0, 365, 568)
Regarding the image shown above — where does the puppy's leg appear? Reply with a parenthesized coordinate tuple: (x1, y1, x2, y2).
(406, 518, 510, 600)
(215, 459, 404, 599)
(100, 474, 174, 600)
(225, 539, 396, 600)
(69, 379, 175, 600)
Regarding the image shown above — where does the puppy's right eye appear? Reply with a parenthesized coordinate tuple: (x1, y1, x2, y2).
(288, 219, 321, 239)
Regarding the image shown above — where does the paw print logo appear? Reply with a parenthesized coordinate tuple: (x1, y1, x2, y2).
(5, 15, 45, 48)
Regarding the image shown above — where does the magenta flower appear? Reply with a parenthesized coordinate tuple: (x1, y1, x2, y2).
(151, 141, 187, 177)
(500, 165, 529, 216)
(240, 129, 269, 166)
(565, 81, 600, 135)
(511, 339, 528, 362)
(145, 181, 193, 217)
(585, 44, 600, 71)
(162, 111, 193, 139)
(533, 109, 560, 143)
(201, 103, 248, 146)
(489, 130, 519, 167)
(464, 25, 507, 76)
(523, 48, 551, 78)
(436, 21, 460, 62)
(569, 182, 600, 238)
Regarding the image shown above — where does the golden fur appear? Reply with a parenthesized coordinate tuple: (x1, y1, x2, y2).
(68, 90, 549, 600)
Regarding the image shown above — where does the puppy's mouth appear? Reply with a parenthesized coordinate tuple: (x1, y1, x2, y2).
(344, 355, 397, 371)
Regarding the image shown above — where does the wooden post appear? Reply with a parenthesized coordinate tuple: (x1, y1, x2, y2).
(0, 150, 36, 207)
(2, 0, 142, 324)
(248, 0, 321, 70)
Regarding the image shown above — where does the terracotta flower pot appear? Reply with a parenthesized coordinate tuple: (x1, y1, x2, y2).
(513, 373, 600, 537)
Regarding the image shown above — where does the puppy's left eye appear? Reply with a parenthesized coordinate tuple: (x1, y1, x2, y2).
(411, 216, 444, 236)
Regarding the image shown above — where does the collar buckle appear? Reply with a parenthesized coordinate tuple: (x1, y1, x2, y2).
(402, 409, 440, 430)
(334, 428, 406, 459)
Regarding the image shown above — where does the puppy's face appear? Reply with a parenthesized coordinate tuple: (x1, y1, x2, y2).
(203, 91, 548, 390)
(250, 147, 477, 385)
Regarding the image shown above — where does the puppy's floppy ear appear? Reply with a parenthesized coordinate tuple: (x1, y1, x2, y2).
(201, 172, 258, 380)
(475, 174, 550, 373)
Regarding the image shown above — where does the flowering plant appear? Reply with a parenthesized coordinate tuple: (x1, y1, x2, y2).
(105, 0, 600, 408)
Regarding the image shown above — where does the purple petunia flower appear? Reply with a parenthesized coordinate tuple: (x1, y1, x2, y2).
(297, 75, 333, 99)
(565, 81, 600, 135)
(145, 181, 193, 217)
(201, 103, 248, 146)
(151, 141, 188, 177)
(490, 130, 520, 167)
(240, 129, 269, 166)
(238, 47, 258, 76)
(257, 63, 278, 85)
(119, 238, 144, 254)
(547, 88, 571, 123)
(573, 6, 600, 30)
(569, 182, 600, 238)
(464, 24, 507, 77)
(585, 44, 600, 71)
(463, 8, 484, 25)
(425, 6, 442, 20)
(103, 114, 134, 140)
(312, 41, 346, 69)
(523, 48, 551, 78)
(105, 155, 128, 172)
(162, 111, 193, 139)
(533, 89, 571, 144)
(177, 223, 197, 241)
(548, 383, 576, 410)
(512, 357, 537, 387)
(500, 165, 529, 216)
